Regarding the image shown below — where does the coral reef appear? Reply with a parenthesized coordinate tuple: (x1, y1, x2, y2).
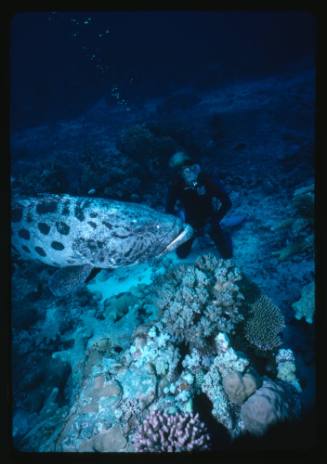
(244, 295, 285, 352)
(12, 159, 69, 195)
(133, 411, 210, 452)
(128, 323, 180, 381)
(154, 255, 245, 351)
(201, 332, 259, 435)
(182, 348, 208, 393)
(12, 253, 306, 451)
(77, 145, 144, 201)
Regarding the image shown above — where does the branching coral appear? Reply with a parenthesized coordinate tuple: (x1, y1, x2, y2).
(153, 254, 245, 351)
(244, 295, 285, 352)
(133, 411, 211, 452)
(201, 364, 232, 431)
(201, 332, 252, 433)
(129, 323, 180, 381)
(182, 348, 209, 392)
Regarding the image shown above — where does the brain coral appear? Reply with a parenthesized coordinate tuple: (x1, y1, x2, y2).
(244, 295, 285, 352)
(133, 410, 211, 452)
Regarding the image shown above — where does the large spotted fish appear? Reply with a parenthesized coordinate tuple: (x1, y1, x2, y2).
(11, 194, 193, 296)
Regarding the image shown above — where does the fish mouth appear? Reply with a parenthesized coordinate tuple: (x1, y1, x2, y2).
(163, 223, 193, 253)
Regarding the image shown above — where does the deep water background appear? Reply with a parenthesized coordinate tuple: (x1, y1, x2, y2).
(11, 11, 315, 130)
(10, 10, 317, 455)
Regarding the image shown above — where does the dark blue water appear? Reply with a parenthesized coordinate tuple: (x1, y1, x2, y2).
(11, 11, 315, 130)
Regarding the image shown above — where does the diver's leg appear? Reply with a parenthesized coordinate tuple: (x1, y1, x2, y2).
(210, 223, 233, 259)
(176, 236, 194, 258)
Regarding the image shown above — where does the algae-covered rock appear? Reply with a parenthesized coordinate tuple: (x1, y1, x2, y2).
(292, 281, 315, 324)
(239, 379, 301, 436)
(292, 183, 314, 219)
(222, 371, 260, 405)
(92, 424, 127, 452)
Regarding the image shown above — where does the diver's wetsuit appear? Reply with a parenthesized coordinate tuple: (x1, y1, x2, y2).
(166, 172, 232, 258)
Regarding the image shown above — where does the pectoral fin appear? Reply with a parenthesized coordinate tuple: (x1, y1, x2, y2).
(49, 264, 94, 297)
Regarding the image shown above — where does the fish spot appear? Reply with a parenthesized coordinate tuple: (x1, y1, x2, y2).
(90, 212, 98, 218)
(22, 245, 31, 253)
(18, 229, 30, 240)
(38, 222, 50, 235)
(102, 221, 113, 229)
(88, 221, 97, 229)
(62, 200, 70, 216)
(112, 231, 129, 239)
(56, 221, 70, 235)
(35, 246, 46, 257)
(75, 203, 85, 221)
(86, 240, 98, 252)
(51, 241, 65, 250)
(36, 201, 57, 214)
(124, 247, 133, 257)
(12, 207, 23, 222)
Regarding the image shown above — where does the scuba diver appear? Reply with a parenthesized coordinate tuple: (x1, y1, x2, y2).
(166, 151, 233, 259)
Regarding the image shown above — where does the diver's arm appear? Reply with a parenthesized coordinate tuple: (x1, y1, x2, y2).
(205, 175, 232, 222)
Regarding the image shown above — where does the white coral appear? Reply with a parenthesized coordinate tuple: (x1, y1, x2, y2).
(275, 348, 301, 392)
(133, 323, 180, 380)
(202, 366, 232, 431)
(214, 332, 249, 376)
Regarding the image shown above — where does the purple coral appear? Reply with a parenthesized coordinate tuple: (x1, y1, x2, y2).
(133, 411, 211, 452)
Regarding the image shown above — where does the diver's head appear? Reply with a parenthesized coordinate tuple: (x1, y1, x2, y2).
(169, 151, 201, 187)
(180, 163, 201, 187)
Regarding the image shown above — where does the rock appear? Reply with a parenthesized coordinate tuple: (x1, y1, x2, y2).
(222, 371, 259, 405)
(92, 425, 127, 452)
(243, 373, 260, 397)
(240, 379, 301, 436)
(78, 438, 94, 452)
(292, 281, 314, 324)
